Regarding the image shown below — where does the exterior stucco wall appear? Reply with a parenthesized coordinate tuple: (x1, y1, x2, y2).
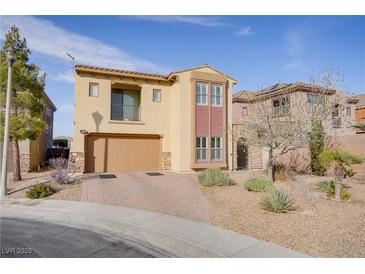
(72, 67, 234, 172)
(71, 72, 172, 154)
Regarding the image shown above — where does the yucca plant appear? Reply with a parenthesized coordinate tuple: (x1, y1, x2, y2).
(262, 187, 295, 213)
(244, 178, 273, 192)
(319, 148, 363, 200)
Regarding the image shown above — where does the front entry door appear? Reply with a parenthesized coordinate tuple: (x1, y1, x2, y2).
(237, 139, 248, 169)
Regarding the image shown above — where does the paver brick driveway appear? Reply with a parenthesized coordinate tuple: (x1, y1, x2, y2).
(81, 171, 210, 223)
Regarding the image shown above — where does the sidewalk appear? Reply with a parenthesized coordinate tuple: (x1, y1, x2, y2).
(0, 198, 308, 258)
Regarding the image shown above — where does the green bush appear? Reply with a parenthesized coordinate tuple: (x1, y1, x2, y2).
(244, 178, 273, 192)
(309, 121, 326, 176)
(26, 183, 56, 199)
(262, 187, 295, 213)
(316, 181, 351, 200)
(198, 168, 235, 187)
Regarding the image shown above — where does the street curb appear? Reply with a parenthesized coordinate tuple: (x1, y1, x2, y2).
(1, 198, 309, 258)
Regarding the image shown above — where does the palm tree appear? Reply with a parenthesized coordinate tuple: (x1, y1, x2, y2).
(319, 149, 363, 200)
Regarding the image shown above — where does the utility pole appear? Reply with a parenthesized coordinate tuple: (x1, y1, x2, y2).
(0, 47, 15, 198)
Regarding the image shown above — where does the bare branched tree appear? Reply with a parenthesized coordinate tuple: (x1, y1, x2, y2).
(235, 69, 352, 181)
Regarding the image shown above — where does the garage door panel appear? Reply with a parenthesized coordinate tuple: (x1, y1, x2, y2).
(86, 135, 161, 172)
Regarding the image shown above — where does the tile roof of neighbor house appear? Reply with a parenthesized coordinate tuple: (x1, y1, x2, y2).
(43, 91, 57, 111)
(75, 64, 237, 83)
(232, 82, 358, 104)
(355, 93, 365, 107)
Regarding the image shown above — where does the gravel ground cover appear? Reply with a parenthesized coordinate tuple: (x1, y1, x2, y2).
(7, 171, 82, 201)
(199, 170, 365, 257)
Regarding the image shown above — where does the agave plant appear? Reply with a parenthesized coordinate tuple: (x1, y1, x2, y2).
(262, 187, 295, 213)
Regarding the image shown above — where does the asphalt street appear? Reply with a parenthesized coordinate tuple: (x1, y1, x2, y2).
(0, 218, 154, 258)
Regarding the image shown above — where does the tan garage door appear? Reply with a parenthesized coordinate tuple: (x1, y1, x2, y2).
(86, 134, 161, 172)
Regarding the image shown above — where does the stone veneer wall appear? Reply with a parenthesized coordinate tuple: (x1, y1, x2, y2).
(248, 146, 263, 169)
(232, 124, 263, 170)
(69, 152, 85, 173)
(162, 152, 171, 170)
(20, 153, 31, 172)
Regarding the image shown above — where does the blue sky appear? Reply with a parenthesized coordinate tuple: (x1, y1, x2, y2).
(1, 15, 364, 137)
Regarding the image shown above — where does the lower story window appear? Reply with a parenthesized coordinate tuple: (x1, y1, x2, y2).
(211, 137, 222, 161)
(196, 137, 207, 161)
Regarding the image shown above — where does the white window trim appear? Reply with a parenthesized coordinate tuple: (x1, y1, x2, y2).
(211, 84, 223, 107)
(89, 82, 99, 97)
(211, 136, 222, 161)
(153, 89, 161, 102)
(196, 82, 208, 106)
(196, 136, 208, 161)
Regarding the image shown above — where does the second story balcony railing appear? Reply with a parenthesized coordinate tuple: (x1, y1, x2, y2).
(111, 104, 141, 121)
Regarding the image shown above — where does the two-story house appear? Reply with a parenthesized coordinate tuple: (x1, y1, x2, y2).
(70, 64, 236, 173)
(232, 82, 358, 171)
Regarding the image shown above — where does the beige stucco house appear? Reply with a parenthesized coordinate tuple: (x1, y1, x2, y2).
(0, 92, 56, 172)
(232, 82, 358, 171)
(70, 64, 236, 173)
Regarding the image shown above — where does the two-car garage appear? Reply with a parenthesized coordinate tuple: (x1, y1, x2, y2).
(85, 133, 162, 173)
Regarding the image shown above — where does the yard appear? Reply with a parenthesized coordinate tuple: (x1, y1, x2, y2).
(198, 170, 365, 257)
(6, 168, 365, 257)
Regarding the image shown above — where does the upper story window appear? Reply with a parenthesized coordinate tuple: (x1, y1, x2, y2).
(89, 82, 99, 97)
(153, 89, 161, 102)
(272, 96, 289, 117)
(196, 82, 208, 105)
(307, 94, 325, 105)
(111, 89, 141, 121)
(307, 94, 325, 112)
(196, 136, 208, 161)
(211, 137, 222, 161)
(211, 84, 222, 106)
(346, 106, 351, 117)
(241, 106, 248, 116)
(332, 104, 342, 128)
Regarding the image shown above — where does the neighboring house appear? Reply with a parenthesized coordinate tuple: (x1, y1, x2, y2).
(355, 93, 365, 133)
(232, 82, 358, 171)
(71, 64, 236, 173)
(0, 92, 56, 172)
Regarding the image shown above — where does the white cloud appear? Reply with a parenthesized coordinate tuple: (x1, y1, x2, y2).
(49, 70, 74, 83)
(133, 16, 226, 27)
(131, 16, 253, 38)
(1, 16, 167, 74)
(235, 26, 253, 37)
(57, 103, 74, 113)
(283, 59, 307, 72)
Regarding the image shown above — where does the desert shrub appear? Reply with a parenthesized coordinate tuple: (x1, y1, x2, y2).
(198, 168, 235, 187)
(340, 188, 351, 201)
(26, 183, 56, 199)
(273, 163, 289, 181)
(244, 178, 273, 192)
(262, 187, 295, 213)
(316, 181, 351, 200)
(49, 158, 72, 184)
